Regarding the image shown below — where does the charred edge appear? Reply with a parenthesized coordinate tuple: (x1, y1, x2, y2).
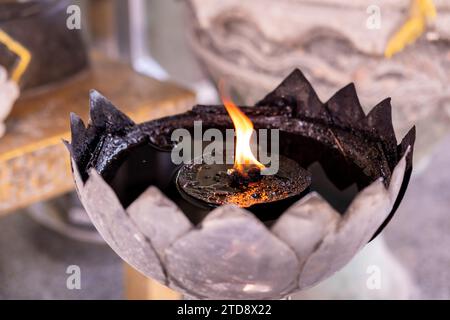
(325, 83, 365, 126)
(69, 112, 86, 162)
(255, 68, 327, 122)
(86, 129, 152, 183)
(365, 98, 398, 170)
(255, 72, 397, 178)
(89, 89, 135, 133)
(321, 85, 368, 176)
(192, 104, 294, 117)
(68, 112, 103, 181)
(68, 90, 139, 181)
(255, 70, 397, 166)
(72, 76, 408, 198)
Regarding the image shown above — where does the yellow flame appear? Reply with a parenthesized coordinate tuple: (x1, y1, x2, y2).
(221, 95, 265, 173)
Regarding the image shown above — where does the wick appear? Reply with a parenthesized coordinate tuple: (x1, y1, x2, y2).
(227, 165, 262, 188)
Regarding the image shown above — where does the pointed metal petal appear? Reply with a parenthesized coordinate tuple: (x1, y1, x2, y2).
(127, 186, 193, 259)
(89, 89, 135, 131)
(70, 112, 86, 141)
(299, 179, 391, 289)
(366, 98, 397, 145)
(325, 83, 365, 126)
(164, 205, 299, 299)
(365, 98, 399, 170)
(81, 169, 166, 282)
(271, 192, 340, 268)
(256, 69, 328, 121)
(69, 112, 87, 162)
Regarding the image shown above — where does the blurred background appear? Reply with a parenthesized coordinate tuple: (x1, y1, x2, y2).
(0, 0, 449, 299)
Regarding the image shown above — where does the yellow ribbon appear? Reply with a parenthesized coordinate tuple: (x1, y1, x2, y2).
(384, 0, 436, 58)
(0, 29, 31, 83)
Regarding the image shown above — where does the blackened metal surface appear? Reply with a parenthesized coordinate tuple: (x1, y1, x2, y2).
(68, 69, 415, 235)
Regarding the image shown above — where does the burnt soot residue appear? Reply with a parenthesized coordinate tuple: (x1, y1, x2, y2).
(108, 131, 376, 226)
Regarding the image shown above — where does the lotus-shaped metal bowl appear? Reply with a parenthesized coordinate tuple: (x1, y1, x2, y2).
(65, 69, 415, 299)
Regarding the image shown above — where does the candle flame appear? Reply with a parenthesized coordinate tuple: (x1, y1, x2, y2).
(221, 95, 265, 174)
